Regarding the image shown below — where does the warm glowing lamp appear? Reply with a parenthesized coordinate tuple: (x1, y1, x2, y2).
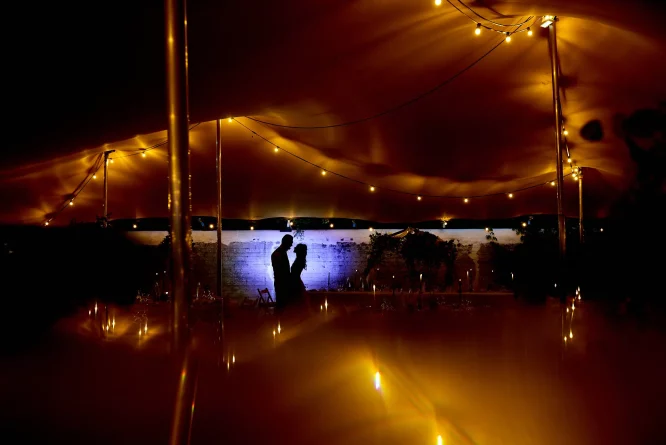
(475, 23, 481, 35)
(434, 0, 442, 6)
(463, 198, 469, 203)
(505, 32, 511, 42)
(370, 186, 375, 192)
(508, 193, 513, 198)
(321, 170, 326, 176)
(274, 146, 279, 152)
(417, 196, 422, 201)
(527, 27, 533, 36)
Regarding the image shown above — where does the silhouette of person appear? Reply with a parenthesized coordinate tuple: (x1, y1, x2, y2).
(291, 244, 308, 307)
(271, 234, 293, 310)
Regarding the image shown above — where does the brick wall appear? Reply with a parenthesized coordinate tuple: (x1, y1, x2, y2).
(124, 229, 520, 298)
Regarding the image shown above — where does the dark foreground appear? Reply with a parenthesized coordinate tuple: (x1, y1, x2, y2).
(1, 295, 665, 445)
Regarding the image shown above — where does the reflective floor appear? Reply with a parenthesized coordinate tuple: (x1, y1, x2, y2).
(1, 295, 665, 444)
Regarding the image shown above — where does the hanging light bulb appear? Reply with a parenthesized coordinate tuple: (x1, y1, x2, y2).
(505, 32, 511, 42)
(141, 150, 146, 158)
(274, 146, 279, 152)
(485, 227, 489, 232)
(250, 226, 254, 230)
(508, 193, 514, 198)
(464, 198, 469, 203)
(133, 224, 137, 229)
(209, 223, 214, 229)
(567, 158, 572, 163)
(69, 200, 74, 206)
(573, 174, 578, 181)
(110, 159, 114, 164)
(417, 196, 422, 201)
(227, 117, 233, 123)
(93, 174, 97, 179)
(563, 128, 569, 136)
(44, 221, 49, 226)
(369, 227, 374, 231)
(370, 186, 375, 192)
(550, 181, 556, 186)
(522, 222, 527, 227)
(475, 23, 481, 35)
(321, 170, 326, 176)
(527, 27, 533, 36)
(329, 223, 334, 228)
(434, 0, 442, 5)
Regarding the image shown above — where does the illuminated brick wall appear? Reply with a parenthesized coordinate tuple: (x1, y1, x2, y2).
(125, 229, 520, 298)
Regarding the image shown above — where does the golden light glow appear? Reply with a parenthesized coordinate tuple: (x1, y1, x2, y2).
(417, 196, 422, 201)
(250, 226, 254, 230)
(563, 128, 569, 136)
(564, 336, 567, 342)
(321, 170, 326, 176)
(527, 27, 533, 36)
(274, 147, 279, 152)
(370, 186, 375, 192)
(464, 198, 469, 203)
(475, 23, 481, 35)
(88, 309, 91, 315)
(45, 221, 49, 226)
(569, 331, 573, 339)
(437, 435, 443, 445)
(522, 222, 527, 227)
(110, 159, 114, 164)
(508, 193, 513, 198)
(209, 223, 214, 229)
(132, 224, 137, 229)
(505, 32, 511, 42)
(550, 181, 555, 186)
(375, 371, 381, 390)
(485, 227, 489, 232)
(600, 228, 604, 232)
(232, 354, 235, 364)
(94, 303, 98, 314)
(434, 0, 442, 6)
(277, 322, 281, 334)
(330, 223, 334, 228)
(369, 227, 374, 231)
(567, 158, 572, 163)
(273, 329, 276, 337)
(69, 200, 74, 206)
(324, 298, 328, 310)
(227, 117, 233, 123)
(141, 151, 146, 158)
(93, 174, 97, 179)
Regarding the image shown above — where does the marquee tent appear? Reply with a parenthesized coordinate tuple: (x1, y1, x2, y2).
(2, 0, 665, 225)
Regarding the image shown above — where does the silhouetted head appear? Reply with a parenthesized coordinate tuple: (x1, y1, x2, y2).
(281, 234, 294, 251)
(294, 243, 307, 259)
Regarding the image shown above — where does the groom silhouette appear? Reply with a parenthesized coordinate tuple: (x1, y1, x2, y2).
(271, 234, 293, 310)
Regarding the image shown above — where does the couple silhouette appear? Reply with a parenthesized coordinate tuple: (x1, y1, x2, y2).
(271, 234, 308, 310)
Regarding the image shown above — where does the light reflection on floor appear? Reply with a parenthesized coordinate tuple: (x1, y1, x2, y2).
(1, 296, 665, 444)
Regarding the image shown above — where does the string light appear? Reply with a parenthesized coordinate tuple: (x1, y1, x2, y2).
(209, 223, 214, 229)
(274, 146, 279, 153)
(527, 27, 533, 36)
(550, 181, 555, 186)
(141, 150, 146, 158)
(563, 128, 569, 136)
(93, 174, 97, 179)
(522, 222, 527, 227)
(369, 227, 374, 231)
(110, 159, 114, 164)
(567, 157, 572, 163)
(330, 223, 334, 228)
(434, 0, 441, 6)
(505, 32, 511, 42)
(132, 224, 137, 229)
(250, 226, 254, 230)
(321, 170, 326, 176)
(508, 193, 513, 198)
(69, 200, 74, 206)
(417, 196, 422, 201)
(475, 23, 481, 35)
(370, 186, 375, 192)
(227, 117, 233, 123)
(44, 221, 49, 226)
(464, 198, 469, 203)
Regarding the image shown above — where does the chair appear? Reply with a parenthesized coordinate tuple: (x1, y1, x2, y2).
(241, 288, 275, 308)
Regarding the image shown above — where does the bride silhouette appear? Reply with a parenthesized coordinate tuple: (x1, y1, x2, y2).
(291, 244, 309, 307)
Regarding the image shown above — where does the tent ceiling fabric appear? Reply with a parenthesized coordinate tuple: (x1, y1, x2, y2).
(2, 0, 665, 224)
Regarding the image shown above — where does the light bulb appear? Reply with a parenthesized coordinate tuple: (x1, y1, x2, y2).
(369, 227, 374, 231)
(464, 198, 469, 203)
(434, 0, 442, 6)
(475, 23, 481, 35)
(209, 223, 214, 229)
(110, 159, 114, 164)
(370, 186, 375, 192)
(250, 226, 254, 230)
(330, 223, 334, 228)
(527, 27, 533, 36)
(417, 196, 422, 201)
(485, 227, 489, 232)
(321, 170, 326, 176)
(227, 117, 233, 123)
(573, 174, 578, 180)
(550, 181, 555, 186)
(505, 32, 511, 42)
(132, 224, 137, 229)
(45, 221, 49, 226)
(522, 222, 527, 227)
(563, 128, 569, 136)
(69, 200, 74, 206)
(567, 158, 572, 163)
(93, 174, 97, 179)
(508, 193, 513, 198)
(274, 147, 279, 152)
(141, 151, 146, 158)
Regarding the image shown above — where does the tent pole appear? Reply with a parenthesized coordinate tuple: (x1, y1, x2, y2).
(578, 168, 584, 244)
(102, 150, 114, 227)
(216, 119, 223, 299)
(165, 0, 191, 355)
(548, 18, 567, 297)
(165, 0, 195, 444)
